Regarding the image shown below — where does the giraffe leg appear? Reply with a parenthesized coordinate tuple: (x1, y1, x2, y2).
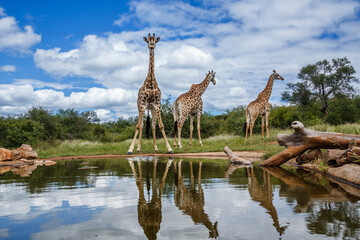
(156, 106, 174, 154)
(136, 112, 145, 153)
(127, 108, 145, 155)
(245, 122, 249, 140)
(151, 108, 158, 152)
(189, 115, 194, 146)
(197, 112, 202, 146)
(261, 115, 265, 139)
(266, 110, 270, 138)
(136, 127, 143, 152)
(197, 101, 203, 146)
(177, 115, 186, 149)
(245, 111, 249, 140)
(174, 129, 177, 148)
(250, 122, 254, 139)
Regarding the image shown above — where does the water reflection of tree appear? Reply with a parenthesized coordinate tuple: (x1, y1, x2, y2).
(174, 160, 219, 239)
(129, 159, 172, 240)
(306, 202, 360, 239)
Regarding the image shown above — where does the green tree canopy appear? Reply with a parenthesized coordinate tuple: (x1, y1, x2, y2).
(282, 57, 358, 116)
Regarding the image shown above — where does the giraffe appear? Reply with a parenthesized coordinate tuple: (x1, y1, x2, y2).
(128, 159, 172, 240)
(245, 70, 284, 140)
(224, 166, 288, 236)
(173, 160, 219, 238)
(127, 33, 173, 155)
(173, 70, 216, 149)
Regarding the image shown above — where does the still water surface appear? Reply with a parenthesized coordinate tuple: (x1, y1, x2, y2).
(0, 157, 359, 240)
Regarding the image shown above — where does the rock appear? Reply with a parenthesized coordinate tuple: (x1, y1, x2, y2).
(0, 148, 12, 161)
(11, 165, 38, 177)
(44, 160, 56, 166)
(34, 160, 45, 165)
(0, 166, 11, 174)
(11, 144, 38, 160)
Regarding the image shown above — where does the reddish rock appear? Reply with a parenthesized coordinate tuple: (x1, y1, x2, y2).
(11, 165, 38, 177)
(0, 148, 12, 161)
(44, 160, 56, 166)
(0, 166, 11, 174)
(11, 144, 38, 160)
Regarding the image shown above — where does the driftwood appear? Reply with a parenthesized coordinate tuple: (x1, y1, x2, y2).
(224, 146, 252, 165)
(296, 149, 322, 164)
(260, 121, 360, 166)
(323, 148, 360, 166)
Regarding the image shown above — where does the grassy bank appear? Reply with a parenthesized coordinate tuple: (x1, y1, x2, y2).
(35, 123, 360, 159)
(35, 130, 289, 159)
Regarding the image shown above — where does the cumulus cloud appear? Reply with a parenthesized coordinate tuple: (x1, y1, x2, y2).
(34, 34, 148, 89)
(0, 84, 137, 120)
(0, 64, 15, 72)
(13, 79, 72, 89)
(3, 0, 360, 119)
(0, 9, 41, 53)
(95, 109, 115, 122)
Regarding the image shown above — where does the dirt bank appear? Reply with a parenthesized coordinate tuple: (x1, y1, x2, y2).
(0, 151, 263, 167)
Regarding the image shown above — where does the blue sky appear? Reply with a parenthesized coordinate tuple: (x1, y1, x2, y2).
(0, 0, 359, 121)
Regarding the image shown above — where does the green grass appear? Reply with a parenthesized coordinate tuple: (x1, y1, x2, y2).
(35, 129, 290, 159)
(35, 123, 360, 159)
(309, 122, 360, 135)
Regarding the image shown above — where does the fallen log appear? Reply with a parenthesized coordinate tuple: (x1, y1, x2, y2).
(224, 146, 252, 165)
(260, 121, 360, 166)
(296, 149, 322, 164)
(323, 149, 360, 166)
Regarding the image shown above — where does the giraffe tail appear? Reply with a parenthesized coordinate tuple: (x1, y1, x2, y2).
(246, 108, 251, 125)
(173, 101, 179, 135)
(245, 108, 251, 134)
(146, 110, 150, 139)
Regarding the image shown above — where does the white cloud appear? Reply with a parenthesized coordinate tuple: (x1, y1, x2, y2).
(34, 34, 147, 89)
(0, 7, 6, 17)
(0, 12, 41, 53)
(95, 109, 115, 122)
(0, 64, 15, 72)
(0, 84, 137, 121)
(165, 44, 214, 69)
(2, 0, 360, 119)
(13, 79, 72, 89)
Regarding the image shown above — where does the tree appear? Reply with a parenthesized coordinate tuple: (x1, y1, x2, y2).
(282, 57, 358, 116)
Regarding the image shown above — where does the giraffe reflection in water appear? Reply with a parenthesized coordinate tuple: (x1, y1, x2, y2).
(246, 167, 289, 235)
(173, 160, 219, 239)
(128, 159, 172, 240)
(225, 164, 288, 236)
(129, 159, 219, 239)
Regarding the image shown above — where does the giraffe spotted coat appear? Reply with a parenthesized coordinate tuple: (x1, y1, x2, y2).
(173, 70, 216, 149)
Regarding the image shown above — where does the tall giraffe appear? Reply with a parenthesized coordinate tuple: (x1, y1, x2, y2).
(245, 70, 284, 140)
(128, 159, 172, 240)
(127, 33, 173, 155)
(174, 160, 219, 238)
(173, 70, 216, 149)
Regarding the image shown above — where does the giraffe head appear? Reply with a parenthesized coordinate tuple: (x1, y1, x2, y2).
(207, 70, 216, 85)
(272, 70, 284, 80)
(143, 33, 160, 49)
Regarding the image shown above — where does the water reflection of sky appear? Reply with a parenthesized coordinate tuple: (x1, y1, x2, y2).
(0, 158, 359, 240)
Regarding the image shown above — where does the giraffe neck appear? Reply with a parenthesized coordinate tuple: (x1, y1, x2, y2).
(259, 74, 275, 100)
(195, 74, 211, 96)
(145, 48, 157, 86)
